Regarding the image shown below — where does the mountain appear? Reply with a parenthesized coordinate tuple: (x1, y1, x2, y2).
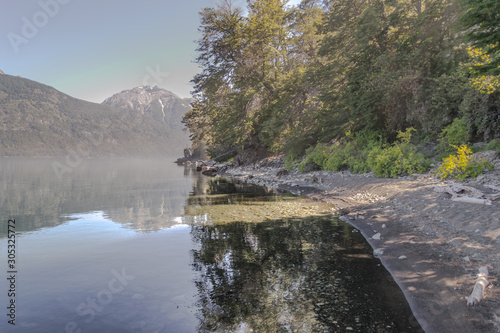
(0, 74, 190, 157)
(102, 85, 190, 134)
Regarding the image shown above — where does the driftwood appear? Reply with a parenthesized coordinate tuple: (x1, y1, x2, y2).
(451, 196, 492, 205)
(485, 184, 500, 192)
(467, 267, 490, 306)
(434, 184, 500, 205)
(434, 183, 484, 198)
(484, 185, 500, 201)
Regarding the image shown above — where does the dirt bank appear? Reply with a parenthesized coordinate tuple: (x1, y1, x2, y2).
(217, 158, 500, 333)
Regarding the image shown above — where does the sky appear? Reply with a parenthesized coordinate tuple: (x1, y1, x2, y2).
(0, 0, 301, 103)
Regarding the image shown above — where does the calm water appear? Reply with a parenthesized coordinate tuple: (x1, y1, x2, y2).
(0, 159, 421, 332)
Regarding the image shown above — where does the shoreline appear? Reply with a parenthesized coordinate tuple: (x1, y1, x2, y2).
(210, 159, 500, 333)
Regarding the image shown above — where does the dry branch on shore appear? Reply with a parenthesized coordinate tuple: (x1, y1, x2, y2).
(467, 267, 490, 306)
(434, 183, 500, 205)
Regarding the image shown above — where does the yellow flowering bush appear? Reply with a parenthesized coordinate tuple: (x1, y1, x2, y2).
(436, 145, 493, 180)
(466, 47, 500, 94)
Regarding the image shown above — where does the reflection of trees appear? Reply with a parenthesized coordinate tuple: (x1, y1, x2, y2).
(0, 159, 196, 235)
(190, 217, 420, 332)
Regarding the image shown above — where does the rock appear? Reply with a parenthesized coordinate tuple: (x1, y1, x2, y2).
(382, 224, 387, 228)
(463, 256, 470, 262)
(473, 150, 498, 164)
(202, 168, 218, 176)
(373, 249, 384, 257)
(473, 142, 487, 149)
(276, 169, 289, 177)
(339, 216, 350, 222)
(338, 208, 350, 216)
(398, 255, 407, 260)
(303, 163, 321, 172)
(372, 233, 381, 240)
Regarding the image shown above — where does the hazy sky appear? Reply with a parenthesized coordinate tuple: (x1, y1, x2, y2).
(1, 0, 300, 103)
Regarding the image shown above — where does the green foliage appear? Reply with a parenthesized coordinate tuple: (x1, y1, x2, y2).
(436, 145, 494, 180)
(483, 139, 500, 152)
(185, 0, 500, 159)
(367, 144, 429, 178)
(458, 0, 500, 76)
(295, 128, 429, 178)
(284, 154, 298, 170)
(367, 128, 430, 178)
(438, 117, 471, 155)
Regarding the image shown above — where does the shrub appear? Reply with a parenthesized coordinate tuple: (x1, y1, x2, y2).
(435, 144, 494, 180)
(483, 139, 500, 152)
(295, 128, 428, 178)
(297, 144, 331, 172)
(284, 154, 298, 170)
(367, 128, 429, 178)
(438, 117, 471, 155)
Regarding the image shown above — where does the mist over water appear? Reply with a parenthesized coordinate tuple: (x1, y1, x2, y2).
(0, 159, 420, 332)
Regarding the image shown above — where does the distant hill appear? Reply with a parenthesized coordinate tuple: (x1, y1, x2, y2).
(0, 74, 190, 157)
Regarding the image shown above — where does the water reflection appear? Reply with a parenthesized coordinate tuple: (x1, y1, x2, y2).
(0, 158, 196, 235)
(0, 159, 421, 332)
(187, 183, 421, 332)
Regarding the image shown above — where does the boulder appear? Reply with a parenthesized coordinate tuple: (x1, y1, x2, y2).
(276, 169, 289, 177)
(473, 150, 498, 164)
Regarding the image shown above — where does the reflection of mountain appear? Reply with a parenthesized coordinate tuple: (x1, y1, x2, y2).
(0, 159, 198, 236)
(190, 217, 421, 332)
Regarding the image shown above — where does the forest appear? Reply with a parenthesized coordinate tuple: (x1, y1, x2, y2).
(183, 0, 500, 177)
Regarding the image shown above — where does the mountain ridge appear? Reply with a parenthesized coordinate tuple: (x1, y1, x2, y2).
(102, 85, 190, 131)
(0, 74, 190, 157)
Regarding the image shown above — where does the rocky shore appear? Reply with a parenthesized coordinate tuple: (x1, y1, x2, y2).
(182, 154, 500, 333)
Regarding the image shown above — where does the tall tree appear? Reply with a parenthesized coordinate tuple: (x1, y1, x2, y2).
(185, 1, 245, 156)
(459, 0, 500, 75)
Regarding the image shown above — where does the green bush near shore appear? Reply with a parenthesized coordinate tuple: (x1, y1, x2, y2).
(293, 128, 430, 178)
(289, 127, 499, 180)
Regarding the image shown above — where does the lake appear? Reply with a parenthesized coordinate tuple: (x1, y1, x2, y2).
(0, 159, 421, 332)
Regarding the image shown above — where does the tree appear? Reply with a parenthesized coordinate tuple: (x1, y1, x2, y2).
(186, 1, 245, 156)
(459, 0, 500, 75)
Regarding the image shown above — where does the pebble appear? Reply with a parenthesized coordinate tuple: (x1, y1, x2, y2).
(398, 255, 407, 260)
(463, 256, 470, 262)
(382, 224, 386, 228)
(372, 233, 381, 240)
(373, 249, 384, 257)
